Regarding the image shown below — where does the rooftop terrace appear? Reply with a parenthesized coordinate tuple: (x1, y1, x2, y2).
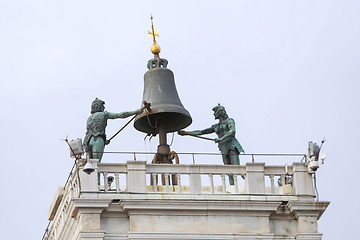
(44, 153, 329, 240)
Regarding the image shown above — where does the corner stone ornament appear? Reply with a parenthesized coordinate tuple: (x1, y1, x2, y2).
(84, 98, 143, 162)
(179, 104, 244, 185)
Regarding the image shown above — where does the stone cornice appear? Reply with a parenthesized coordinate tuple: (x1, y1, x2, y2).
(77, 230, 105, 238)
(126, 232, 276, 239)
(120, 199, 282, 216)
(69, 198, 112, 217)
(287, 201, 330, 219)
(96, 192, 299, 202)
(270, 205, 295, 220)
(296, 233, 323, 239)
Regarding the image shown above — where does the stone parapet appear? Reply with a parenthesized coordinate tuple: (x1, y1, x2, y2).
(45, 160, 328, 240)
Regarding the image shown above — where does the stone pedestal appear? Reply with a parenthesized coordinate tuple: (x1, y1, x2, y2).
(292, 163, 314, 199)
(246, 162, 265, 194)
(79, 159, 99, 193)
(126, 161, 147, 193)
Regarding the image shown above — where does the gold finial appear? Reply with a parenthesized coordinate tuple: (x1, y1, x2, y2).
(148, 15, 161, 55)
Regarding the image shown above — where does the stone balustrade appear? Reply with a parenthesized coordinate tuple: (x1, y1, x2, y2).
(78, 160, 314, 199)
(45, 159, 326, 240)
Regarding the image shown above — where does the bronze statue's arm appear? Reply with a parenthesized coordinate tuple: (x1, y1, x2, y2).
(106, 109, 142, 119)
(179, 127, 214, 136)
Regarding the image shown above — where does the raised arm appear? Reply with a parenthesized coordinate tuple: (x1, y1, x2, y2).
(179, 126, 215, 136)
(106, 109, 143, 119)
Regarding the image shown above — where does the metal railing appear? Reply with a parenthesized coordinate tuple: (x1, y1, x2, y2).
(96, 151, 307, 164)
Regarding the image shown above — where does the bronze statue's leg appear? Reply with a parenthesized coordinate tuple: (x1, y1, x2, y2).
(90, 136, 105, 162)
(222, 153, 235, 185)
(88, 136, 105, 185)
(229, 150, 240, 165)
(84, 143, 93, 159)
(228, 150, 244, 180)
(221, 154, 231, 165)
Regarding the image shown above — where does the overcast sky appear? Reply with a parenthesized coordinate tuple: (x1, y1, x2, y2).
(0, 1, 359, 239)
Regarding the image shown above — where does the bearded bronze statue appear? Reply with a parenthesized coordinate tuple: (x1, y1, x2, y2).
(84, 98, 143, 162)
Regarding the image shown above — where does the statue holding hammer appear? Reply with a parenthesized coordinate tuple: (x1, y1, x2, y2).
(178, 104, 244, 185)
(84, 98, 144, 162)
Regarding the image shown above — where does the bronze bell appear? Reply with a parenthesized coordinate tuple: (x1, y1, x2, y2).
(134, 58, 192, 135)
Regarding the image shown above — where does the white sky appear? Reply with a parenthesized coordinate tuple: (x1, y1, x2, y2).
(0, 0, 359, 239)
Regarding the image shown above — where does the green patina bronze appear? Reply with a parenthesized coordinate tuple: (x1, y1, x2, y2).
(179, 104, 244, 185)
(84, 98, 142, 162)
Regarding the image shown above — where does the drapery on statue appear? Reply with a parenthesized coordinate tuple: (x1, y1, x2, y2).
(178, 104, 244, 185)
(84, 98, 143, 162)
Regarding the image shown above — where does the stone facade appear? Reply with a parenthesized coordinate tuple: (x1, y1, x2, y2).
(45, 160, 329, 240)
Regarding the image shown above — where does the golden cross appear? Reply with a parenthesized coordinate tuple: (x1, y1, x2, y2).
(147, 15, 160, 44)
